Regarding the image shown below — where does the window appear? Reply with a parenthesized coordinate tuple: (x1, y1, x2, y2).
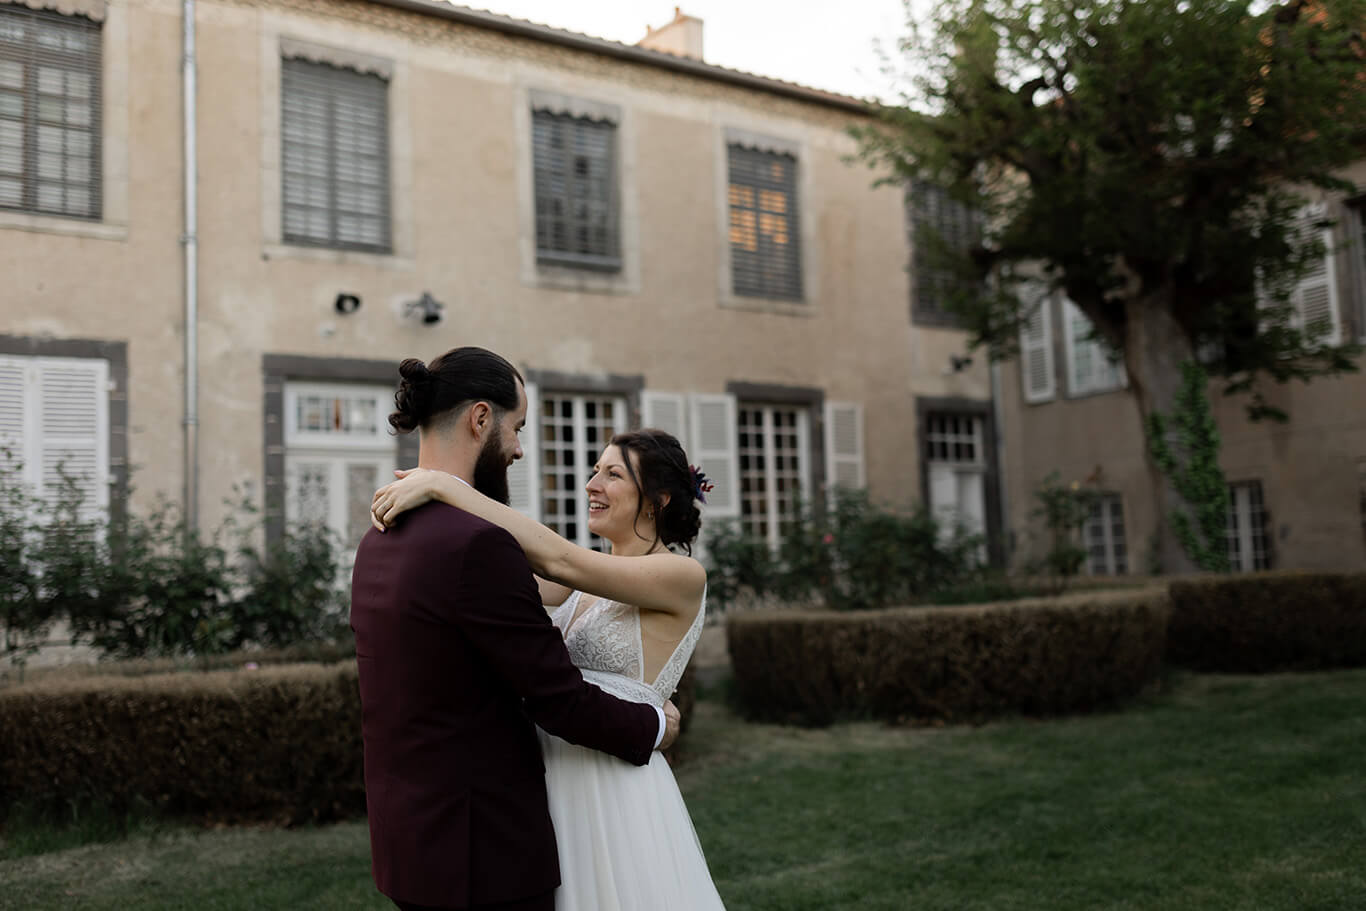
(283, 383, 395, 552)
(728, 145, 801, 301)
(1227, 480, 1271, 572)
(0, 354, 109, 519)
(1286, 205, 1341, 345)
(539, 393, 626, 550)
(1085, 493, 1128, 575)
(924, 412, 987, 560)
(908, 180, 981, 325)
(532, 110, 619, 270)
(0, 8, 101, 220)
(1063, 298, 1125, 396)
(738, 405, 809, 550)
(281, 58, 389, 252)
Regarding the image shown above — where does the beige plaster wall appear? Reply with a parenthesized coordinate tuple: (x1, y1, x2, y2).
(5, 0, 988, 533)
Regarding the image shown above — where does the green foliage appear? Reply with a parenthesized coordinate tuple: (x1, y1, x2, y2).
(705, 489, 984, 612)
(0, 451, 105, 675)
(1027, 471, 1096, 588)
(1146, 362, 1231, 572)
(853, 0, 1365, 412)
(0, 459, 349, 662)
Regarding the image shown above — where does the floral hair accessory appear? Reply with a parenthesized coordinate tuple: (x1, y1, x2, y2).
(689, 465, 714, 503)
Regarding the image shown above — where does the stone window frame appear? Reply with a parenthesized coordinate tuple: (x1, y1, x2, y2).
(258, 24, 414, 270)
(515, 85, 641, 296)
(726, 380, 826, 524)
(0, 0, 128, 242)
(0, 332, 126, 526)
(262, 354, 413, 544)
(915, 396, 1004, 567)
(529, 89, 622, 273)
(714, 127, 819, 317)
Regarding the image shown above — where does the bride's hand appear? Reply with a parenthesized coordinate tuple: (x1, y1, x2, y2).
(371, 468, 445, 531)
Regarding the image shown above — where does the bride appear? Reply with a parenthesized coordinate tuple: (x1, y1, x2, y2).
(371, 428, 726, 911)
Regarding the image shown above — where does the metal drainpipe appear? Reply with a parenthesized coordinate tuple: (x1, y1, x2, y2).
(182, 0, 199, 530)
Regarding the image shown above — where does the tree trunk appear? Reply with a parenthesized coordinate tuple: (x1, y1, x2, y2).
(1123, 295, 1200, 576)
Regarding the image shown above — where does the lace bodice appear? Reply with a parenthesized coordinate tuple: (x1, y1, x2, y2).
(549, 589, 705, 708)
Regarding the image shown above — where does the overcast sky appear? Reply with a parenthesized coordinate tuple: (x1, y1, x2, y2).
(461, 1, 913, 101)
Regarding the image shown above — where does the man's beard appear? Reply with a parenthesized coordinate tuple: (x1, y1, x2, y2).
(472, 426, 513, 505)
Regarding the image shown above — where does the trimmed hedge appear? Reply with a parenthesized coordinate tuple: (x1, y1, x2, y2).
(0, 658, 698, 823)
(0, 640, 358, 690)
(1167, 571, 1366, 672)
(0, 663, 364, 824)
(726, 587, 1170, 726)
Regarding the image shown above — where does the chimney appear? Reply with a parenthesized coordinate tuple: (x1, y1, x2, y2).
(637, 7, 704, 61)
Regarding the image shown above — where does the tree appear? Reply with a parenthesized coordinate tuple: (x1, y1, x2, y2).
(855, 0, 1365, 573)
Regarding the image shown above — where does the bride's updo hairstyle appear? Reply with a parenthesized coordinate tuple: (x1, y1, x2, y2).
(610, 429, 704, 556)
(388, 346, 523, 433)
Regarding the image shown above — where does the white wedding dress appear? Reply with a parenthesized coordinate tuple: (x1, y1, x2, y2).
(540, 589, 726, 911)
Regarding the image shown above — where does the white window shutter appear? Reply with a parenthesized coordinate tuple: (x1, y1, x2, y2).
(507, 381, 541, 521)
(823, 401, 865, 503)
(688, 393, 739, 519)
(37, 357, 109, 518)
(0, 357, 27, 472)
(641, 391, 689, 442)
(1292, 205, 1341, 345)
(1019, 292, 1056, 403)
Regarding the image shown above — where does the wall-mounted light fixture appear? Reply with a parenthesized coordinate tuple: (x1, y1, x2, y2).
(948, 354, 974, 373)
(404, 292, 444, 326)
(334, 293, 361, 315)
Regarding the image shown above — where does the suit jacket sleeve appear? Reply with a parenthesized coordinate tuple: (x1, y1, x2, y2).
(454, 524, 658, 767)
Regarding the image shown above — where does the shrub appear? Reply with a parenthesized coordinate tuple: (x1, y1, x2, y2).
(706, 490, 983, 612)
(1167, 571, 1366, 672)
(1024, 471, 1096, 591)
(726, 587, 1170, 726)
(0, 663, 365, 825)
(0, 454, 104, 672)
(0, 467, 352, 660)
(0, 650, 699, 820)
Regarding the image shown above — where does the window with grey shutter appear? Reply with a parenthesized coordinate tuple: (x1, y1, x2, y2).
(281, 59, 390, 252)
(532, 110, 619, 270)
(727, 145, 802, 301)
(908, 179, 982, 326)
(0, 8, 101, 220)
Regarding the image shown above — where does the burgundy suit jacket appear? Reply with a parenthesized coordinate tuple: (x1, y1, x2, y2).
(350, 502, 659, 909)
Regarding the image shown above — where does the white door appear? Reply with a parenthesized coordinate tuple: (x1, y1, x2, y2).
(283, 382, 396, 560)
(924, 413, 987, 562)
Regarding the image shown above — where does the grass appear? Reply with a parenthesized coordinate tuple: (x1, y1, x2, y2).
(3, 668, 1366, 910)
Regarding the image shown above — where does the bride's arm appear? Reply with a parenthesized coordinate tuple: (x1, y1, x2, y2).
(373, 469, 704, 617)
(536, 575, 574, 608)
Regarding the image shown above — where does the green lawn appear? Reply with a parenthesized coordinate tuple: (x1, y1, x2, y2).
(3, 668, 1365, 910)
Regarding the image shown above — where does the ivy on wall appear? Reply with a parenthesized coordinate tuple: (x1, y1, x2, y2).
(1147, 361, 1231, 573)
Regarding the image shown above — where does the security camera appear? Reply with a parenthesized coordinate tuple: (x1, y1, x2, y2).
(334, 293, 361, 315)
(404, 292, 444, 326)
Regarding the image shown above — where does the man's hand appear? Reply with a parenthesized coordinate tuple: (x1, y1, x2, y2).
(658, 700, 681, 752)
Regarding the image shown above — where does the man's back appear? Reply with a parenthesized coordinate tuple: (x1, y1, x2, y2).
(351, 501, 657, 909)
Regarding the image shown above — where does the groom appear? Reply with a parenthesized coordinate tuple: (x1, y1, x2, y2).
(351, 346, 678, 911)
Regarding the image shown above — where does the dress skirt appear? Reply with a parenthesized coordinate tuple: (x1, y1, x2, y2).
(538, 728, 727, 911)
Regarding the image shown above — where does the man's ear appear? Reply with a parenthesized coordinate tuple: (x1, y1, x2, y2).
(466, 401, 492, 440)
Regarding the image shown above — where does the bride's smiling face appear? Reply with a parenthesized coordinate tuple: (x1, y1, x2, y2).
(585, 444, 644, 542)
